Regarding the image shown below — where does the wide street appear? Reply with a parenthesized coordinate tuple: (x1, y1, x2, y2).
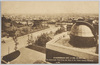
(1, 25, 60, 57)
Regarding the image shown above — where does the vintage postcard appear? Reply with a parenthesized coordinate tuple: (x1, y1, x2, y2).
(1, 1, 99, 64)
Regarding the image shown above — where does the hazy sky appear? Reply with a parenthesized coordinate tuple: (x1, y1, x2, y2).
(1, 1, 99, 14)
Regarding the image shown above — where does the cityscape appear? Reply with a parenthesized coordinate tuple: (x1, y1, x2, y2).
(1, 1, 99, 64)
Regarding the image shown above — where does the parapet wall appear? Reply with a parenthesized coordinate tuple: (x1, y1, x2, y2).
(46, 32, 98, 63)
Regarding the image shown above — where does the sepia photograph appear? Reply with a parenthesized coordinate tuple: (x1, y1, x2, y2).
(1, 1, 99, 64)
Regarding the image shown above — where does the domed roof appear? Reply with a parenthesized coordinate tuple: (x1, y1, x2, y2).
(70, 23, 94, 37)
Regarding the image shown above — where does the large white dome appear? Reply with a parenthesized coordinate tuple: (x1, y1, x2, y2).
(70, 23, 94, 37)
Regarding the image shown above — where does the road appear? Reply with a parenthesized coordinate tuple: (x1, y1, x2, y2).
(1, 25, 60, 56)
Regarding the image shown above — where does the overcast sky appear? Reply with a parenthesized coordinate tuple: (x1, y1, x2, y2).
(1, 1, 99, 14)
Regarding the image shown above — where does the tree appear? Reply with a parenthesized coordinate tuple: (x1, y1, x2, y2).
(55, 26, 65, 35)
(2, 15, 7, 31)
(35, 33, 52, 47)
(32, 20, 42, 27)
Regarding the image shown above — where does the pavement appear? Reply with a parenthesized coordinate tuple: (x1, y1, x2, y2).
(10, 47, 46, 64)
(1, 25, 60, 56)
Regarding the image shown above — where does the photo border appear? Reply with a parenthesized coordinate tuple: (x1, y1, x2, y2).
(0, 0, 99, 65)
